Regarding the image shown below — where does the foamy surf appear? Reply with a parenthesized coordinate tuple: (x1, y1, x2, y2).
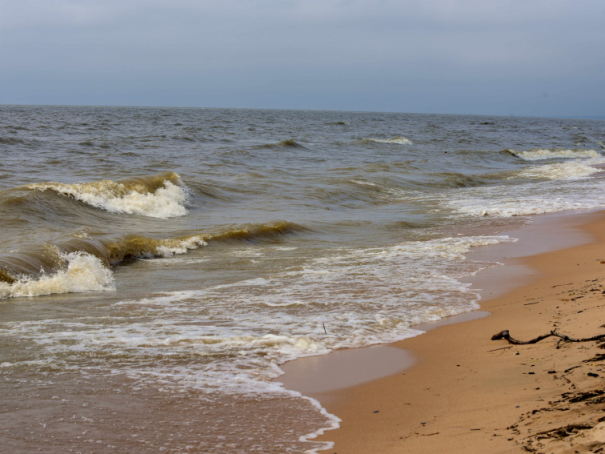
(99, 234, 513, 373)
(446, 177, 605, 218)
(27, 171, 189, 218)
(156, 236, 207, 256)
(298, 397, 341, 454)
(0, 232, 514, 454)
(0, 237, 207, 300)
(0, 252, 114, 300)
(361, 136, 412, 145)
(0, 221, 303, 299)
(507, 148, 600, 161)
(516, 159, 604, 180)
(8, 234, 515, 392)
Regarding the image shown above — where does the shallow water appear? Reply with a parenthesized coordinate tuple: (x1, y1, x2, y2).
(0, 106, 604, 452)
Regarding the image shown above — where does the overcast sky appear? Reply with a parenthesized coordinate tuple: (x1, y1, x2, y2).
(1, 0, 604, 116)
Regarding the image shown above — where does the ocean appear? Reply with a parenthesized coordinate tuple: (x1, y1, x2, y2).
(1, 105, 604, 453)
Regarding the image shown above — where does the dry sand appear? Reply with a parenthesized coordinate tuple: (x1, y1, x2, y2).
(282, 210, 605, 454)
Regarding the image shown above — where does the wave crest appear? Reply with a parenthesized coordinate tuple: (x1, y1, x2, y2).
(27, 172, 188, 218)
(515, 160, 603, 180)
(258, 139, 306, 149)
(207, 221, 306, 242)
(0, 221, 305, 298)
(505, 148, 600, 161)
(0, 252, 115, 300)
(358, 136, 412, 145)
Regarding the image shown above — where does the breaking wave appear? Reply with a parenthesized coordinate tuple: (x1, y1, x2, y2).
(27, 171, 189, 218)
(515, 159, 604, 180)
(0, 251, 115, 300)
(0, 221, 304, 299)
(505, 148, 600, 161)
(359, 136, 412, 145)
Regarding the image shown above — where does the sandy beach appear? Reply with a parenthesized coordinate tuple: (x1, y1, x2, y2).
(281, 209, 605, 454)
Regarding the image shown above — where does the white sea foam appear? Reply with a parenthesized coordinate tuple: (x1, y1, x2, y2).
(29, 180, 189, 218)
(0, 252, 115, 300)
(509, 148, 600, 161)
(299, 397, 341, 454)
(446, 177, 605, 217)
(516, 159, 603, 180)
(432, 152, 605, 217)
(144, 257, 211, 266)
(156, 236, 207, 257)
(365, 136, 412, 145)
(0, 234, 513, 451)
(4, 234, 511, 388)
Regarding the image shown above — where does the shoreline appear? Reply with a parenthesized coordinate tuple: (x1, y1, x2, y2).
(280, 208, 605, 453)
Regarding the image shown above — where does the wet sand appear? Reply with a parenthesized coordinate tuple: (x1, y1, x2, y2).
(281, 209, 605, 453)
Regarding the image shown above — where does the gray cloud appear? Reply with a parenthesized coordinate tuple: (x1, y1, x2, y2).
(1, 0, 604, 115)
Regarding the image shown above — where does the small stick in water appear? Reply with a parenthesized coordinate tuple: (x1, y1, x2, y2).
(323, 323, 327, 334)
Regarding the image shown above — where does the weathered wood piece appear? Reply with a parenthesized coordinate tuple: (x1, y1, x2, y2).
(491, 329, 605, 349)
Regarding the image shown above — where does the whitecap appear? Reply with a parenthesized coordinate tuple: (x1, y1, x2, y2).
(515, 159, 604, 180)
(363, 136, 412, 145)
(0, 252, 115, 300)
(509, 148, 600, 161)
(29, 176, 189, 218)
(156, 236, 207, 257)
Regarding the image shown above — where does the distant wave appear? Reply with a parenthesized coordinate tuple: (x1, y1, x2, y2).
(505, 148, 600, 161)
(0, 221, 305, 299)
(0, 137, 27, 145)
(358, 136, 412, 145)
(349, 179, 376, 186)
(310, 172, 495, 207)
(27, 171, 188, 218)
(257, 139, 307, 149)
(206, 221, 305, 242)
(388, 220, 435, 230)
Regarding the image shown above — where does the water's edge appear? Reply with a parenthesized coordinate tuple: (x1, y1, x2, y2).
(278, 207, 601, 452)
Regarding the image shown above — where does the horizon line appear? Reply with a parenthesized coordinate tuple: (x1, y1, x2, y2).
(1, 103, 603, 121)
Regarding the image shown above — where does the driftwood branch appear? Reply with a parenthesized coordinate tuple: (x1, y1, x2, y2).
(492, 330, 605, 349)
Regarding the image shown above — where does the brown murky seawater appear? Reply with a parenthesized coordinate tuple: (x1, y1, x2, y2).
(1, 106, 604, 452)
